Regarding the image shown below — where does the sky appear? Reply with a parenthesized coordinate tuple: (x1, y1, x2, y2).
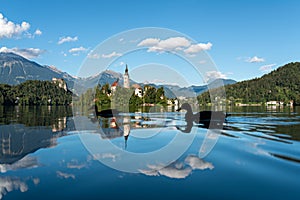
(0, 0, 299, 86)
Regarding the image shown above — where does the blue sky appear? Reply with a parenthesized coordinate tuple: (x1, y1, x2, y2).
(0, 0, 299, 86)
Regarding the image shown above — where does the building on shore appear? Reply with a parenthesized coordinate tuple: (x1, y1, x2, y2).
(52, 78, 67, 91)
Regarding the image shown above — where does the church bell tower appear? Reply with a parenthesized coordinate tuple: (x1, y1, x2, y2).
(124, 64, 129, 88)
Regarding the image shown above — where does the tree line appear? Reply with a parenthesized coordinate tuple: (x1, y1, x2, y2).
(198, 62, 300, 105)
(0, 80, 73, 105)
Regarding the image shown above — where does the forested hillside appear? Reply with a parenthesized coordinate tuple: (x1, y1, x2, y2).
(0, 80, 72, 105)
(198, 62, 300, 105)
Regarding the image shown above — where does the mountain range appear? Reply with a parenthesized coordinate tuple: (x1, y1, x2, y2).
(0, 52, 236, 97)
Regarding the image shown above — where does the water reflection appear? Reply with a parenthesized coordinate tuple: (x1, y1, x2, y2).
(0, 105, 300, 199)
(0, 176, 39, 199)
(0, 106, 74, 199)
(139, 154, 214, 179)
(0, 124, 58, 164)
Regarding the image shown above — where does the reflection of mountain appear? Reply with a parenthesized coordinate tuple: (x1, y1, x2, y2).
(0, 124, 57, 164)
(0, 106, 75, 165)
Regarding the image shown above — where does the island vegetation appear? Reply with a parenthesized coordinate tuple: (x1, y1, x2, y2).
(75, 83, 177, 111)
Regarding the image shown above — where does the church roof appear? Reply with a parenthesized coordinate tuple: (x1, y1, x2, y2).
(132, 84, 142, 89)
(111, 78, 119, 87)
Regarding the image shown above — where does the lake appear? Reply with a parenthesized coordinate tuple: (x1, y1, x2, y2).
(0, 105, 299, 200)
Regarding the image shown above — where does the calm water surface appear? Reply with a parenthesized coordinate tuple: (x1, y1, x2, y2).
(0, 106, 299, 200)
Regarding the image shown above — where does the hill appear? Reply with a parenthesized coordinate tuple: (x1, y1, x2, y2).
(0, 80, 72, 105)
(0, 52, 236, 97)
(0, 53, 133, 94)
(198, 62, 300, 105)
(0, 52, 75, 87)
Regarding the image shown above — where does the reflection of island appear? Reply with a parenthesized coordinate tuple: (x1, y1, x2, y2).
(98, 115, 132, 148)
(96, 112, 169, 148)
(0, 106, 75, 165)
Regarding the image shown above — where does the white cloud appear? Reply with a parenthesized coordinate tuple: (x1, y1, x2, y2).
(184, 42, 212, 54)
(247, 56, 265, 63)
(137, 36, 212, 55)
(259, 63, 276, 72)
(205, 71, 227, 82)
(102, 51, 122, 58)
(58, 36, 78, 44)
(138, 38, 160, 47)
(0, 46, 45, 59)
(87, 53, 100, 59)
(0, 13, 30, 39)
(68, 46, 87, 54)
(34, 29, 42, 36)
(138, 37, 191, 53)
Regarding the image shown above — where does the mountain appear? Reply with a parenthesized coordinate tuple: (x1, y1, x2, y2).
(0, 52, 236, 97)
(198, 62, 300, 105)
(160, 79, 236, 98)
(0, 53, 127, 94)
(75, 70, 136, 91)
(0, 52, 76, 87)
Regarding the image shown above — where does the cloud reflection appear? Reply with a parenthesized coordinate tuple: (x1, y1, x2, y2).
(56, 171, 76, 179)
(0, 176, 39, 200)
(0, 156, 39, 173)
(139, 154, 213, 179)
(67, 159, 87, 169)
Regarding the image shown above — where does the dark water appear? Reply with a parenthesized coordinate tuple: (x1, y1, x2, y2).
(0, 106, 299, 200)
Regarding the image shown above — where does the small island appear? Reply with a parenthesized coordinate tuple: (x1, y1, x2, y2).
(76, 65, 179, 112)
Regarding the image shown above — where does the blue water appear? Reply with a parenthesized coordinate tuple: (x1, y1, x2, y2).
(0, 106, 300, 200)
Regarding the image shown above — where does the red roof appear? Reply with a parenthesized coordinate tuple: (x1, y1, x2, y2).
(111, 81, 118, 87)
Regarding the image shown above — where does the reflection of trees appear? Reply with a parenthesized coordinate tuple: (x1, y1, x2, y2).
(0, 106, 72, 129)
(0, 124, 57, 164)
(0, 106, 75, 165)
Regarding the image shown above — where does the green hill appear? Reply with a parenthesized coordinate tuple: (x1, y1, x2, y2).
(0, 80, 72, 105)
(198, 62, 300, 105)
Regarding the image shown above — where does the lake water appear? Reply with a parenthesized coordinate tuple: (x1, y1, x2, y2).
(0, 106, 299, 200)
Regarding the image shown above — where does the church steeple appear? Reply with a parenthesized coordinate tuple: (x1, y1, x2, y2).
(123, 64, 129, 88)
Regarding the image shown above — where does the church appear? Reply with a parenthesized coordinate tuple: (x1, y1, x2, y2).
(111, 64, 143, 98)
